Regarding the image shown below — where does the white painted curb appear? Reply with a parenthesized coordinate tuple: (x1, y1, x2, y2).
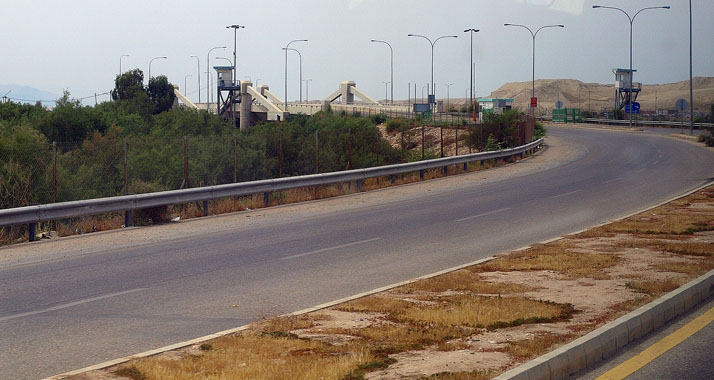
(493, 269, 714, 380)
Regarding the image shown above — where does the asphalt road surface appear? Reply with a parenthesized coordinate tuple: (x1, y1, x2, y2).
(1, 127, 714, 379)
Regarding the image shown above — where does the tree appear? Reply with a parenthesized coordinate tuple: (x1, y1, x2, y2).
(147, 76, 176, 114)
(111, 69, 145, 101)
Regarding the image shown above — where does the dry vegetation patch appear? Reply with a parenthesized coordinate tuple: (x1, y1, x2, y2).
(79, 187, 714, 380)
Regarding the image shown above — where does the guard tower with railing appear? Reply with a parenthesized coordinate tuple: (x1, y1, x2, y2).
(613, 68, 641, 111)
(215, 65, 240, 127)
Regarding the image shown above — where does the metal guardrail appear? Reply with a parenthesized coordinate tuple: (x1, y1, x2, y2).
(0, 139, 543, 228)
(581, 118, 714, 129)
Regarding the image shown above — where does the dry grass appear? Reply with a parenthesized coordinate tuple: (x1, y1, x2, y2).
(331, 324, 475, 354)
(127, 333, 371, 380)
(503, 332, 576, 360)
(257, 314, 328, 335)
(337, 294, 574, 330)
(402, 270, 532, 295)
(654, 261, 714, 275)
(618, 239, 714, 257)
(472, 243, 620, 279)
(418, 370, 497, 380)
(626, 278, 684, 295)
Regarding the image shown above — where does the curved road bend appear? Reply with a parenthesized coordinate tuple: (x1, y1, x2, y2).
(1, 127, 713, 379)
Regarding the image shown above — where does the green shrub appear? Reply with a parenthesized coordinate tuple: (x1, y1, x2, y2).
(386, 118, 408, 134)
(371, 114, 387, 125)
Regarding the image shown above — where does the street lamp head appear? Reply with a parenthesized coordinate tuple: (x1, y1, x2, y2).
(226, 25, 245, 29)
(556, 24, 565, 27)
(504, 23, 512, 26)
(662, 6, 671, 9)
(464, 29, 480, 33)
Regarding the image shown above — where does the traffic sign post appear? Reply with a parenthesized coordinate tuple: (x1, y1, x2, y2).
(625, 102, 641, 115)
(530, 97, 538, 109)
(555, 101, 563, 109)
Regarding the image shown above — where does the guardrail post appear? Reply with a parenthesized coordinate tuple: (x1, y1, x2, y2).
(463, 162, 468, 171)
(124, 210, 132, 228)
(264, 192, 270, 206)
(419, 170, 424, 180)
(443, 166, 448, 176)
(391, 174, 396, 184)
(28, 221, 37, 242)
(203, 200, 210, 216)
(356, 180, 362, 192)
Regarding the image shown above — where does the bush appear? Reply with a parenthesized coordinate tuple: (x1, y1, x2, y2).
(699, 133, 714, 147)
(385, 118, 408, 134)
(534, 122, 547, 139)
(371, 114, 387, 125)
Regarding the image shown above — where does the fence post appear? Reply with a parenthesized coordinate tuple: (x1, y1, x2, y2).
(123, 138, 128, 194)
(421, 125, 425, 160)
(51, 141, 57, 231)
(183, 136, 190, 188)
(440, 125, 444, 158)
(455, 125, 459, 156)
(400, 128, 405, 162)
(233, 135, 237, 183)
(315, 129, 319, 173)
(279, 128, 283, 178)
(469, 125, 473, 154)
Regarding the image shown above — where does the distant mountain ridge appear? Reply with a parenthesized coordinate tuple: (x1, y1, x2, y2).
(0, 84, 60, 104)
(486, 77, 714, 112)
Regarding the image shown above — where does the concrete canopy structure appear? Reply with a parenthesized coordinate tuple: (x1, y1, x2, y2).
(324, 81, 379, 106)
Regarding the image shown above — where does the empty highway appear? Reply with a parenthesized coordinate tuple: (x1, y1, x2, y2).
(1, 126, 713, 379)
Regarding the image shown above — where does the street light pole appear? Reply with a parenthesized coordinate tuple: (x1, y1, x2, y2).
(207, 46, 227, 105)
(446, 83, 453, 112)
(371, 39, 394, 104)
(190, 55, 201, 104)
(408, 33, 458, 117)
(283, 47, 303, 102)
(593, 5, 670, 129)
(226, 25, 245, 83)
(148, 56, 167, 83)
(504, 23, 564, 114)
(382, 81, 390, 103)
(184, 74, 192, 97)
(119, 54, 130, 77)
(284, 39, 307, 111)
(464, 29, 479, 119)
(304, 79, 312, 102)
(689, 0, 694, 135)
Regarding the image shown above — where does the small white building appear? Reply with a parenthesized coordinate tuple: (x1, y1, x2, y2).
(477, 98, 514, 120)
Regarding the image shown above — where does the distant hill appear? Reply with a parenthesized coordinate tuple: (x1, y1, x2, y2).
(0, 84, 60, 105)
(484, 77, 714, 113)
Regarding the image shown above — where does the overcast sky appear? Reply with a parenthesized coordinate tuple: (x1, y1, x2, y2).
(1, 0, 711, 104)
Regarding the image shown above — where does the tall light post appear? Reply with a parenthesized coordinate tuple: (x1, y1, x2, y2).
(119, 54, 130, 77)
(371, 39, 393, 104)
(148, 56, 167, 83)
(464, 29, 479, 119)
(190, 55, 201, 104)
(216, 57, 233, 65)
(504, 23, 564, 113)
(184, 74, 192, 97)
(283, 47, 303, 102)
(408, 33, 458, 114)
(284, 39, 307, 110)
(445, 83, 453, 112)
(304, 79, 312, 102)
(207, 46, 227, 105)
(255, 78, 262, 87)
(688, 0, 694, 135)
(226, 24, 245, 82)
(382, 81, 390, 103)
(593, 5, 670, 129)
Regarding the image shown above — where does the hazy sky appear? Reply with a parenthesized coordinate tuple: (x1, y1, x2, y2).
(1, 0, 711, 104)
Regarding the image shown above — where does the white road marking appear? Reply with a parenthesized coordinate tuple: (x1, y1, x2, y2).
(0, 288, 149, 323)
(282, 238, 383, 260)
(456, 208, 512, 222)
(550, 190, 581, 199)
(604, 178, 622, 184)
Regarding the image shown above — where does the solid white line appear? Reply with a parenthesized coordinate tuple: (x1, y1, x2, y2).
(550, 189, 581, 199)
(604, 178, 622, 184)
(282, 238, 383, 260)
(0, 288, 149, 323)
(456, 207, 512, 222)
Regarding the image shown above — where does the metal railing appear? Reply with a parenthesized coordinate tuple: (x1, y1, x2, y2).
(581, 118, 713, 130)
(0, 139, 543, 229)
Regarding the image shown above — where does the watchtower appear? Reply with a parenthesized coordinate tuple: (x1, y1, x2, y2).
(613, 68, 640, 111)
(215, 65, 240, 127)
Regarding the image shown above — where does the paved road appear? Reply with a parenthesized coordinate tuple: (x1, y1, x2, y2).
(573, 296, 714, 380)
(1, 127, 713, 379)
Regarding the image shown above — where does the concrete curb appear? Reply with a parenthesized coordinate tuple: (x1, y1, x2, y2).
(493, 269, 714, 380)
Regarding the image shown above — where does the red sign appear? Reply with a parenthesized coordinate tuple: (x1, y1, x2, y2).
(530, 97, 538, 108)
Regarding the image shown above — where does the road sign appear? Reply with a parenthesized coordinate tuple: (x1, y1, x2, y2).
(555, 101, 563, 109)
(530, 97, 538, 108)
(413, 103, 430, 113)
(625, 102, 641, 115)
(676, 99, 688, 111)
(428, 95, 436, 104)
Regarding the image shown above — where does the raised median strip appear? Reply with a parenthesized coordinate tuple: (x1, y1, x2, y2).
(492, 269, 714, 380)
(47, 183, 714, 380)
